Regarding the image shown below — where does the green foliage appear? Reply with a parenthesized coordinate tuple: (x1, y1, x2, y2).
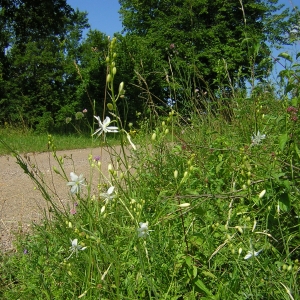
(0, 1, 90, 131)
(118, 0, 299, 95)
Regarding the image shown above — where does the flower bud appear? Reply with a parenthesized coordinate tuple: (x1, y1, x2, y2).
(107, 103, 114, 110)
(179, 203, 190, 208)
(105, 56, 109, 63)
(238, 248, 243, 255)
(258, 189, 266, 198)
(236, 226, 243, 233)
(174, 170, 178, 179)
(165, 128, 169, 134)
(151, 132, 156, 140)
(53, 166, 60, 174)
(101, 206, 105, 214)
(119, 82, 124, 93)
(113, 52, 117, 58)
(106, 74, 112, 83)
(112, 67, 117, 75)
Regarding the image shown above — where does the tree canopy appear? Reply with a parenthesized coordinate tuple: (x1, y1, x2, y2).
(118, 0, 299, 100)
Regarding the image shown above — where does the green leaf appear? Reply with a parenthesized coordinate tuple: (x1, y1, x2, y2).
(194, 278, 214, 296)
(278, 52, 293, 63)
(294, 144, 300, 159)
(278, 192, 291, 212)
(285, 84, 295, 94)
(296, 52, 300, 60)
(291, 97, 298, 107)
(216, 161, 223, 173)
(279, 133, 288, 151)
(202, 270, 217, 279)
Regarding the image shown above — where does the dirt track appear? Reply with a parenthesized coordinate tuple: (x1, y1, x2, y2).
(0, 146, 125, 251)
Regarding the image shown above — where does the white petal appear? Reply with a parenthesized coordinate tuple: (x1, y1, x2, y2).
(127, 134, 136, 150)
(71, 239, 78, 247)
(107, 186, 115, 195)
(93, 128, 103, 136)
(244, 251, 253, 260)
(106, 126, 119, 132)
(70, 172, 78, 181)
(94, 115, 102, 125)
(103, 116, 111, 126)
(71, 185, 78, 194)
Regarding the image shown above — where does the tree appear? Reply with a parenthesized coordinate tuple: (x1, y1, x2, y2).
(0, 1, 90, 130)
(118, 0, 299, 108)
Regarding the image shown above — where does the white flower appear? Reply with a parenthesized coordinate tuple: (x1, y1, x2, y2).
(127, 133, 136, 150)
(68, 239, 87, 259)
(67, 172, 85, 194)
(244, 249, 263, 260)
(251, 131, 266, 146)
(100, 186, 116, 203)
(93, 116, 118, 137)
(137, 222, 151, 238)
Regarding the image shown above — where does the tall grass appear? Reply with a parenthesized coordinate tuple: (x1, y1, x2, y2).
(1, 37, 300, 299)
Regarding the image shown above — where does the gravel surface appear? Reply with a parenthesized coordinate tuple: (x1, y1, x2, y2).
(0, 146, 128, 251)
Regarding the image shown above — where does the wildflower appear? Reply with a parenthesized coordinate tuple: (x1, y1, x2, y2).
(82, 109, 87, 113)
(137, 222, 150, 238)
(93, 116, 119, 137)
(65, 117, 72, 124)
(127, 133, 136, 150)
(70, 208, 77, 215)
(75, 111, 84, 120)
(23, 249, 28, 254)
(68, 239, 87, 259)
(67, 172, 86, 194)
(170, 43, 175, 49)
(244, 249, 263, 260)
(100, 186, 116, 203)
(251, 131, 266, 146)
(291, 115, 298, 122)
(94, 155, 101, 162)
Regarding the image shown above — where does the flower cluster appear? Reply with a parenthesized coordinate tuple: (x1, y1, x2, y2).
(287, 106, 298, 122)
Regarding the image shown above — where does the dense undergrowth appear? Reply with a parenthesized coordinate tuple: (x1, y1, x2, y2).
(0, 38, 300, 299)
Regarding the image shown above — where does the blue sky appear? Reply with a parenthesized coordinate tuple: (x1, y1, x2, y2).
(67, 0, 122, 37)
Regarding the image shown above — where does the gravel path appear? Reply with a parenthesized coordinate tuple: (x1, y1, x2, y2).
(0, 146, 127, 251)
